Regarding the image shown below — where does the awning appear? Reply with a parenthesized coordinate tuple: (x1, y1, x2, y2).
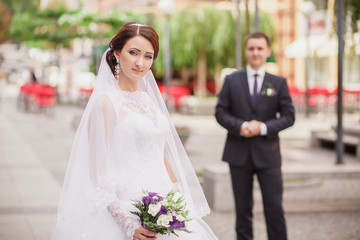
(316, 36, 338, 57)
(284, 34, 334, 58)
(285, 33, 360, 59)
(313, 33, 360, 57)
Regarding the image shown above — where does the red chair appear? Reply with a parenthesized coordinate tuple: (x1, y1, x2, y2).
(206, 82, 216, 94)
(18, 83, 38, 111)
(158, 84, 190, 107)
(33, 85, 56, 107)
(308, 87, 337, 113)
(18, 83, 56, 112)
(288, 85, 305, 112)
(343, 88, 360, 111)
(77, 88, 94, 108)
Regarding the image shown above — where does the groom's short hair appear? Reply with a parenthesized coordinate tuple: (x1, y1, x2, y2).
(245, 32, 271, 48)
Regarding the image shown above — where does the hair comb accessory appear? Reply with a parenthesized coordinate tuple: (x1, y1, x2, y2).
(129, 23, 147, 27)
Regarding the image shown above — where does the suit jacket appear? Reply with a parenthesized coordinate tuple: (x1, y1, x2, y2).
(215, 69, 295, 168)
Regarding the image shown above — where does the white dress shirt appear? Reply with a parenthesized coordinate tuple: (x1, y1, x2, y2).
(241, 65, 267, 136)
(246, 65, 265, 96)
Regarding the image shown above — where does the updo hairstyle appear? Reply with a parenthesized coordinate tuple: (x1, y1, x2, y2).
(106, 22, 159, 76)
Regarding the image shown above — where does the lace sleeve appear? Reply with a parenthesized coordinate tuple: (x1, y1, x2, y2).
(107, 200, 141, 239)
(88, 95, 141, 238)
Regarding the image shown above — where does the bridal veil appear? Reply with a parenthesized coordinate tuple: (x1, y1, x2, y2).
(51, 49, 212, 239)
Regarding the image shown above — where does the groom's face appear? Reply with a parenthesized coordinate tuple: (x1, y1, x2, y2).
(245, 38, 271, 70)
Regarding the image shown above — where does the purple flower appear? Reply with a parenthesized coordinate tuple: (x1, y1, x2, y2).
(142, 195, 153, 204)
(158, 205, 168, 215)
(142, 192, 155, 204)
(156, 195, 164, 202)
(149, 192, 158, 197)
(142, 192, 164, 205)
(170, 216, 185, 229)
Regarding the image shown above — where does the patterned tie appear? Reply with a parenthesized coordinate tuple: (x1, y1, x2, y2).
(252, 73, 258, 104)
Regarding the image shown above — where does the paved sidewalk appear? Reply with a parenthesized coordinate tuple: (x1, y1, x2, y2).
(173, 112, 360, 240)
(0, 97, 359, 240)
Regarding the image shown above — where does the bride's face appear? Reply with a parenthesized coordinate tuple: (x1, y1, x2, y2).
(115, 36, 154, 81)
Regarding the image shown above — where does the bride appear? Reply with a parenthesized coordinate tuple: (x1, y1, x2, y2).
(52, 22, 219, 240)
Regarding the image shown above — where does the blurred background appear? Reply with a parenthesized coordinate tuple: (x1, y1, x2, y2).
(0, 0, 359, 239)
(0, 0, 358, 109)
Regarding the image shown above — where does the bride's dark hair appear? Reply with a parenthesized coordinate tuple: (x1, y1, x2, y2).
(106, 22, 159, 76)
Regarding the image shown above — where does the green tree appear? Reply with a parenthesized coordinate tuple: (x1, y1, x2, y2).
(328, 0, 360, 33)
(164, 7, 233, 96)
(153, 6, 276, 96)
(1, 0, 39, 13)
(0, 1, 12, 43)
(10, 5, 147, 48)
(10, 6, 82, 48)
(58, 9, 147, 40)
(346, 0, 360, 32)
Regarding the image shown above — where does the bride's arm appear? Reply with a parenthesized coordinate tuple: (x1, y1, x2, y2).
(108, 200, 157, 240)
(164, 156, 177, 183)
(165, 156, 185, 194)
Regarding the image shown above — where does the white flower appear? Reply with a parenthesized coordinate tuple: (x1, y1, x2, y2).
(159, 199, 168, 206)
(157, 214, 172, 227)
(267, 88, 273, 96)
(148, 203, 161, 217)
(176, 214, 185, 222)
(173, 192, 183, 202)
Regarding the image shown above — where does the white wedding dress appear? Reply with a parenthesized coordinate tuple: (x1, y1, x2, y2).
(52, 48, 218, 240)
(73, 89, 216, 240)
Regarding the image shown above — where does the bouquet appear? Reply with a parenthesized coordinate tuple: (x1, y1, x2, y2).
(130, 190, 192, 237)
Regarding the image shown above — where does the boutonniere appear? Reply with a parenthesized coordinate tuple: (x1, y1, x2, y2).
(261, 82, 277, 96)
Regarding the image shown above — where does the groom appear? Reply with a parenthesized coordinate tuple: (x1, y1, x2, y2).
(215, 32, 295, 240)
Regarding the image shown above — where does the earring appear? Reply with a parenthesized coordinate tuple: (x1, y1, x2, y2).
(115, 59, 120, 82)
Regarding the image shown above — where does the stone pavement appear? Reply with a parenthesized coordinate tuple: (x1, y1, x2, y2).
(173, 112, 360, 240)
(0, 97, 359, 240)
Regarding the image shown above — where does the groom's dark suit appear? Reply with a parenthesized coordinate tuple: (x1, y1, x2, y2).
(215, 69, 295, 240)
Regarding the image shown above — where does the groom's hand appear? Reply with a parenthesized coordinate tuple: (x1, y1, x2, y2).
(247, 120, 262, 136)
(240, 123, 251, 137)
(241, 120, 262, 137)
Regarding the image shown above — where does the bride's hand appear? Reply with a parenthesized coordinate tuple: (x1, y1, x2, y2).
(133, 227, 157, 240)
(172, 182, 183, 193)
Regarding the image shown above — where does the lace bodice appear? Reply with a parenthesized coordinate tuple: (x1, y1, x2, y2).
(110, 90, 173, 195)
(115, 90, 159, 125)
(106, 90, 174, 239)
